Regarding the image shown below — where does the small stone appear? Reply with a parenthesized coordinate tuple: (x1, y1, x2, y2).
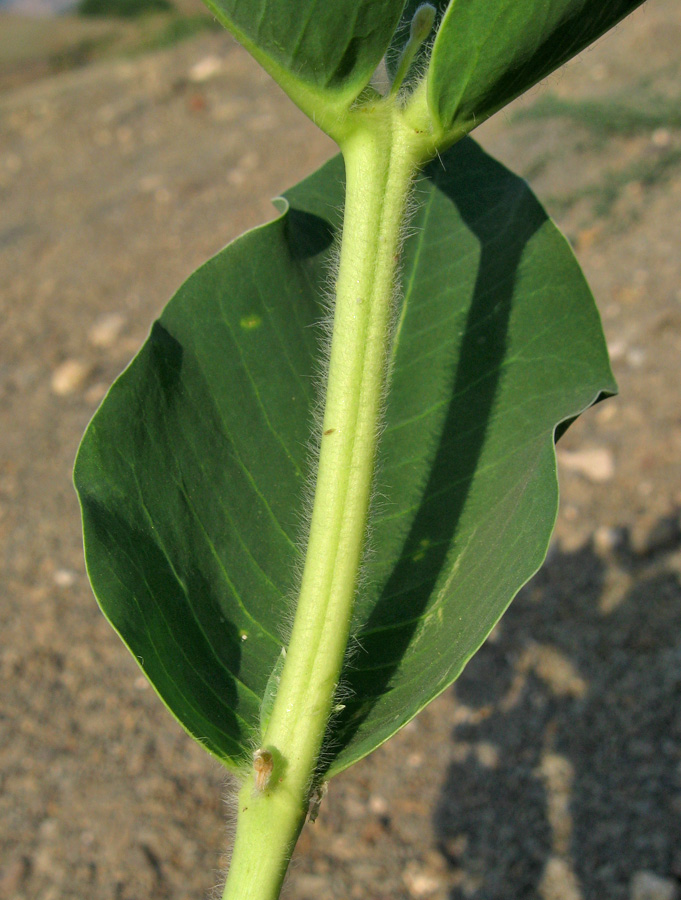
(558, 447, 615, 483)
(474, 742, 499, 768)
(630, 870, 679, 900)
(651, 128, 672, 148)
(369, 794, 388, 816)
(594, 525, 624, 555)
(188, 55, 223, 83)
(607, 339, 628, 361)
(403, 864, 441, 898)
(53, 568, 76, 588)
(51, 359, 91, 396)
(88, 313, 126, 349)
(530, 644, 587, 698)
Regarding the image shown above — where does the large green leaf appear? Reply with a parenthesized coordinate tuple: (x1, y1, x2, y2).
(74, 140, 615, 774)
(200, 0, 406, 125)
(426, 0, 646, 140)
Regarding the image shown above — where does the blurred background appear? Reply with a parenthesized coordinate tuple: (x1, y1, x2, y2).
(1, 1, 680, 899)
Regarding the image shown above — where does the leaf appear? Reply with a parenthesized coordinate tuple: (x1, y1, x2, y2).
(75, 202, 334, 768)
(74, 140, 615, 773)
(200, 0, 406, 129)
(427, 0, 647, 139)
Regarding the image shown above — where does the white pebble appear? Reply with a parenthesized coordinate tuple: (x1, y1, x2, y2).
(88, 313, 126, 349)
(607, 339, 627, 361)
(53, 569, 76, 588)
(189, 55, 223, 83)
(369, 794, 388, 815)
(51, 359, 91, 396)
(403, 867, 440, 898)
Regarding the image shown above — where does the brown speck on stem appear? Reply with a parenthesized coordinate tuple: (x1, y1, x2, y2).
(323, 428, 336, 435)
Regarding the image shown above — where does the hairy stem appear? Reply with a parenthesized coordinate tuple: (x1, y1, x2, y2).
(220, 111, 424, 900)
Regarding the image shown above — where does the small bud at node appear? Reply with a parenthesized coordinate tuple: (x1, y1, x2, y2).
(390, 3, 437, 97)
(253, 748, 274, 792)
(410, 3, 436, 43)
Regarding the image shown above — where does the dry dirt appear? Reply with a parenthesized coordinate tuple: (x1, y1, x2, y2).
(1, 4, 680, 900)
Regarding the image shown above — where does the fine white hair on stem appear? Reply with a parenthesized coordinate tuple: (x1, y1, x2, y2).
(214, 768, 243, 896)
(275, 201, 343, 650)
(263, 153, 426, 782)
(314, 161, 425, 771)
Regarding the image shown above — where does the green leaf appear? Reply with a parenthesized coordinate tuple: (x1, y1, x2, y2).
(427, 0, 646, 139)
(200, 0, 406, 130)
(74, 140, 614, 773)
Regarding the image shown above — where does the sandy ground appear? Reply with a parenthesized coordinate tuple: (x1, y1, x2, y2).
(1, 3, 680, 899)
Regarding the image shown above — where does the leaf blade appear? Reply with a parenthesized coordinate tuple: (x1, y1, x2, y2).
(75, 141, 615, 774)
(428, 0, 646, 139)
(75, 204, 336, 768)
(201, 0, 406, 131)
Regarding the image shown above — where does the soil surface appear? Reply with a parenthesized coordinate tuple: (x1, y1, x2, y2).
(1, 4, 680, 900)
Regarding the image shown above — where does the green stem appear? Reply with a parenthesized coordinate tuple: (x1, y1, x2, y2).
(220, 111, 425, 900)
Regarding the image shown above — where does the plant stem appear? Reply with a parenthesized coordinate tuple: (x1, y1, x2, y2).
(220, 111, 424, 900)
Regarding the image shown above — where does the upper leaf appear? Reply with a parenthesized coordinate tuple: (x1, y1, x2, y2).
(75, 141, 614, 773)
(201, 0, 406, 133)
(426, 0, 647, 140)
